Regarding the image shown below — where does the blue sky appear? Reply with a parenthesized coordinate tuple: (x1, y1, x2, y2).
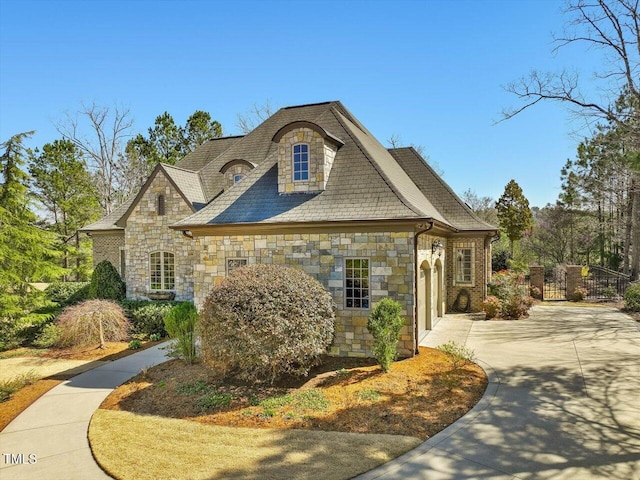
(0, 0, 605, 208)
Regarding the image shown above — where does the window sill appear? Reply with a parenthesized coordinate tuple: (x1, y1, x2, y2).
(147, 291, 176, 301)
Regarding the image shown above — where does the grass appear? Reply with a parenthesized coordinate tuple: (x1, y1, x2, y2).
(0, 371, 39, 402)
(89, 409, 422, 480)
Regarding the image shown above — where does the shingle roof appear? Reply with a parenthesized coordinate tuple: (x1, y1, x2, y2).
(389, 147, 498, 231)
(79, 197, 132, 232)
(82, 101, 497, 234)
(173, 102, 454, 228)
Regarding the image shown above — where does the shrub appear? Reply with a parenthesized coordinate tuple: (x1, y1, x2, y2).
(200, 264, 335, 383)
(601, 286, 617, 300)
(33, 323, 61, 348)
(487, 270, 531, 320)
(529, 285, 542, 300)
(121, 300, 176, 338)
(45, 282, 90, 306)
(367, 298, 405, 372)
(164, 302, 199, 364)
(89, 260, 125, 301)
(437, 341, 476, 370)
(56, 300, 130, 348)
(481, 296, 502, 319)
(624, 283, 640, 312)
(128, 339, 142, 350)
(572, 286, 588, 302)
(0, 371, 39, 403)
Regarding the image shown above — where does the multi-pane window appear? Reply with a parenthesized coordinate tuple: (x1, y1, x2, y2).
(345, 258, 370, 309)
(150, 252, 175, 290)
(455, 247, 473, 284)
(293, 143, 309, 181)
(226, 258, 247, 276)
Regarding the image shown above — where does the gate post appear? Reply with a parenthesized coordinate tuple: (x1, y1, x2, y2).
(566, 265, 583, 301)
(529, 266, 544, 300)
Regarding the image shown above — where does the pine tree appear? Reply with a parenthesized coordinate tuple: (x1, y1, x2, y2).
(0, 132, 64, 320)
(495, 180, 533, 257)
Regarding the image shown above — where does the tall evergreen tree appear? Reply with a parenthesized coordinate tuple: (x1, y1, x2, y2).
(0, 132, 64, 320)
(495, 180, 533, 256)
(29, 139, 101, 280)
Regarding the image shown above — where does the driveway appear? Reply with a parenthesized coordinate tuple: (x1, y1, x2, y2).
(360, 305, 640, 479)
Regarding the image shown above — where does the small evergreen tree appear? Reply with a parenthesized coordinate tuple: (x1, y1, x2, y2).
(495, 179, 533, 256)
(89, 260, 125, 301)
(367, 298, 405, 372)
(164, 302, 199, 364)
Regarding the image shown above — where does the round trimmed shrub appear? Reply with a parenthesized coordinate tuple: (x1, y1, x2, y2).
(481, 295, 502, 319)
(89, 260, 125, 301)
(200, 264, 335, 383)
(624, 283, 640, 312)
(56, 300, 130, 348)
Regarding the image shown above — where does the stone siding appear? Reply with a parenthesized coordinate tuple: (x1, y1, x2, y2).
(224, 164, 253, 188)
(90, 233, 124, 274)
(277, 128, 337, 193)
(192, 230, 415, 357)
(446, 237, 488, 312)
(124, 171, 195, 301)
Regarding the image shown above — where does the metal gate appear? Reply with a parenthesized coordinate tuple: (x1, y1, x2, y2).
(582, 265, 630, 300)
(544, 266, 567, 301)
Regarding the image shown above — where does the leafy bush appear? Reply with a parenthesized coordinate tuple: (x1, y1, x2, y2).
(529, 285, 542, 300)
(89, 260, 125, 301)
(200, 264, 335, 383)
(601, 287, 617, 300)
(486, 270, 531, 319)
(128, 339, 142, 350)
(481, 296, 501, 319)
(164, 302, 199, 364)
(572, 286, 588, 302)
(624, 283, 640, 312)
(121, 300, 176, 338)
(56, 300, 130, 348)
(45, 282, 90, 306)
(33, 323, 61, 348)
(367, 298, 405, 372)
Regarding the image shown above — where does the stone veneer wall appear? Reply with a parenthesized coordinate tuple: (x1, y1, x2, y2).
(446, 237, 488, 312)
(124, 171, 195, 301)
(192, 231, 415, 357)
(91, 233, 124, 274)
(277, 128, 337, 193)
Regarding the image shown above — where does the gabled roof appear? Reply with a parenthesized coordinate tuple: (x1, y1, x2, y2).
(172, 101, 455, 229)
(83, 100, 498, 235)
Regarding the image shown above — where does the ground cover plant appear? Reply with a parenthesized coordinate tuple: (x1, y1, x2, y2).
(200, 264, 335, 383)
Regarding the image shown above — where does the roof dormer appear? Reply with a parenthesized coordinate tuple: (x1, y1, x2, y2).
(272, 121, 343, 194)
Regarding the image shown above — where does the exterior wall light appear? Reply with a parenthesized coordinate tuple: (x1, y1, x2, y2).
(432, 239, 444, 256)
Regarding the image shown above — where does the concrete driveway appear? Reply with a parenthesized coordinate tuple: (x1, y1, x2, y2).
(360, 305, 640, 479)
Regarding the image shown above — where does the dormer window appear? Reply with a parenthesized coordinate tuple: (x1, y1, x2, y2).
(157, 195, 165, 216)
(293, 144, 309, 181)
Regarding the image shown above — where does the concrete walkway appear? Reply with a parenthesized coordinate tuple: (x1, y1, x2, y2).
(2, 306, 639, 479)
(359, 305, 640, 479)
(0, 343, 170, 480)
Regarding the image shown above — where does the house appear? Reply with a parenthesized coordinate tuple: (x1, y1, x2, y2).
(81, 101, 498, 357)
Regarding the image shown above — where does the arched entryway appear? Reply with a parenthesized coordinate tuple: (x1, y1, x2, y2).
(417, 260, 433, 341)
(434, 257, 444, 323)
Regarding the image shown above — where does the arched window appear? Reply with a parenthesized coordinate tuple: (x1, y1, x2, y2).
(157, 195, 166, 216)
(150, 251, 175, 290)
(293, 143, 309, 181)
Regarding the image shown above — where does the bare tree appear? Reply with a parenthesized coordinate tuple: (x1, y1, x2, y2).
(236, 100, 276, 134)
(502, 0, 640, 279)
(57, 103, 134, 215)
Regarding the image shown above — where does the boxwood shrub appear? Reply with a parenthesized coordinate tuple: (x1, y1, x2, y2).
(624, 283, 640, 312)
(121, 300, 177, 339)
(200, 264, 335, 383)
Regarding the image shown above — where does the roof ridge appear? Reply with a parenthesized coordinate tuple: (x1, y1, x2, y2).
(160, 162, 201, 174)
(282, 101, 337, 110)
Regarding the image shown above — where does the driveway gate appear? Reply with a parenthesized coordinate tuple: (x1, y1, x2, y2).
(582, 265, 630, 300)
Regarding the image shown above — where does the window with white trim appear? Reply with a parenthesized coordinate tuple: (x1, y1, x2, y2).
(150, 252, 175, 290)
(345, 258, 370, 309)
(293, 143, 309, 181)
(454, 246, 473, 285)
(226, 258, 247, 276)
